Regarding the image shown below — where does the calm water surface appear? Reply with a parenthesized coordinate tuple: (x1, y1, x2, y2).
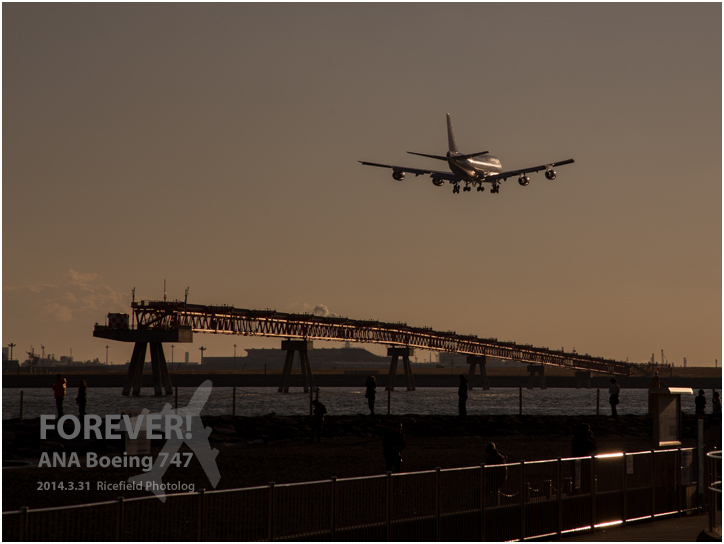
(4, 386, 710, 420)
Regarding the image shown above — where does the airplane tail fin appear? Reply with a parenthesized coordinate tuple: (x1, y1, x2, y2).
(446, 113, 458, 153)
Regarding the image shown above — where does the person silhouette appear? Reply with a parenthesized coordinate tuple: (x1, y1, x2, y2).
(365, 375, 377, 416)
(458, 374, 468, 417)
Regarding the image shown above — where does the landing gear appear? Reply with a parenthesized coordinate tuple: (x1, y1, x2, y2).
(477, 186, 484, 192)
(452, 184, 460, 194)
(463, 185, 471, 192)
(490, 183, 500, 194)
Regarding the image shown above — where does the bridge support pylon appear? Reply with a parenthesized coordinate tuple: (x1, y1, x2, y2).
(467, 356, 490, 390)
(527, 364, 547, 389)
(279, 340, 315, 393)
(574, 371, 592, 389)
(386, 347, 415, 391)
(122, 342, 173, 397)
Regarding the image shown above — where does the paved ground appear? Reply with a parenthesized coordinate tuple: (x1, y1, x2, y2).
(560, 514, 719, 542)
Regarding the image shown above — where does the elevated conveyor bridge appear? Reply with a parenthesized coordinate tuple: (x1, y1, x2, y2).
(94, 300, 650, 396)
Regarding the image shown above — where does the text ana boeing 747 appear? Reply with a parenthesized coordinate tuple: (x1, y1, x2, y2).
(360, 113, 574, 194)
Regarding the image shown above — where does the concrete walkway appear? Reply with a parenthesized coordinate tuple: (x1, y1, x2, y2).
(560, 514, 719, 542)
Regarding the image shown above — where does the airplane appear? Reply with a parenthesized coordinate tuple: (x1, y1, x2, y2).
(360, 113, 574, 194)
(127, 380, 220, 502)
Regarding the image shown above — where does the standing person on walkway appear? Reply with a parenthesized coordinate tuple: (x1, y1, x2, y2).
(52, 374, 67, 418)
(365, 375, 377, 416)
(608, 378, 620, 418)
(571, 423, 597, 457)
(382, 422, 405, 473)
(695, 389, 707, 417)
(311, 399, 327, 443)
(458, 374, 468, 417)
(76, 380, 88, 419)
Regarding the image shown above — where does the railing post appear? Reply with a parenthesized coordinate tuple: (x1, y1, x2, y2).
(198, 488, 206, 541)
(622, 453, 628, 527)
(650, 450, 656, 520)
(676, 448, 682, 517)
(520, 460, 526, 540)
(557, 458, 563, 539)
(435, 467, 441, 542)
(519, 387, 523, 416)
(386, 472, 392, 541)
(232, 386, 236, 417)
(596, 389, 600, 416)
(268, 482, 275, 542)
(387, 389, 391, 416)
(590, 456, 596, 533)
(480, 464, 486, 542)
(330, 477, 337, 541)
(20, 506, 28, 542)
(115, 496, 124, 541)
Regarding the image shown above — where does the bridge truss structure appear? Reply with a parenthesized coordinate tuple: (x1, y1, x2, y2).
(104, 300, 644, 374)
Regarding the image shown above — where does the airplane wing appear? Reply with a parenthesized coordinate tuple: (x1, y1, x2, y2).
(359, 161, 460, 182)
(486, 159, 574, 183)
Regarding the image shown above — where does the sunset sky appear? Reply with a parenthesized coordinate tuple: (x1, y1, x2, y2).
(3, 3, 721, 367)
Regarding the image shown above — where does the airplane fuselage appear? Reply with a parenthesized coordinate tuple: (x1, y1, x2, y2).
(448, 152, 503, 182)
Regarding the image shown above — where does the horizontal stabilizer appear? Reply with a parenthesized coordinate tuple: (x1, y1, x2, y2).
(407, 151, 448, 161)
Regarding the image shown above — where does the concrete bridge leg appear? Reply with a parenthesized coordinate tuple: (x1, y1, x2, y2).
(574, 371, 592, 389)
(467, 356, 490, 390)
(123, 342, 147, 396)
(123, 342, 174, 397)
(279, 340, 315, 393)
(149, 343, 173, 396)
(527, 364, 547, 389)
(387, 347, 415, 391)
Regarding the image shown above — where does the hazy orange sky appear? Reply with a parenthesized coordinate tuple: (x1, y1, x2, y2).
(3, 3, 721, 367)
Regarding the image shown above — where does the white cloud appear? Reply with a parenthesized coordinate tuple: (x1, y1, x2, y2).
(5, 269, 127, 323)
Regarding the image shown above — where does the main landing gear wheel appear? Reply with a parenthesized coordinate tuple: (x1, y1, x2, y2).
(453, 185, 460, 194)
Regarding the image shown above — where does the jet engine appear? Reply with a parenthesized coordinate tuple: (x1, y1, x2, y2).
(431, 178, 445, 187)
(392, 171, 405, 181)
(518, 175, 530, 186)
(545, 170, 557, 180)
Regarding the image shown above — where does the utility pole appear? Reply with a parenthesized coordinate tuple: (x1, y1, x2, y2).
(7, 343, 15, 362)
(233, 344, 237, 370)
(106, 345, 109, 365)
(199, 346, 206, 369)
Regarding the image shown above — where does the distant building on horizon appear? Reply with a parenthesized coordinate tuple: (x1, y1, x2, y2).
(203, 346, 398, 371)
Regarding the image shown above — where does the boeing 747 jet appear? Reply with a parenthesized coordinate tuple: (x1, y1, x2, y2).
(360, 113, 574, 194)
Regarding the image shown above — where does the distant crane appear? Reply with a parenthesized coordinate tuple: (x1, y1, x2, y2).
(26, 349, 40, 374)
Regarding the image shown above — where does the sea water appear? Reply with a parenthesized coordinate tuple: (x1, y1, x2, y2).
(3, 386, 715, 420)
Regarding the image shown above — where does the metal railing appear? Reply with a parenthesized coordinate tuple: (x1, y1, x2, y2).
(708, 450, 722, 537)
(3, 448, 701, 541)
